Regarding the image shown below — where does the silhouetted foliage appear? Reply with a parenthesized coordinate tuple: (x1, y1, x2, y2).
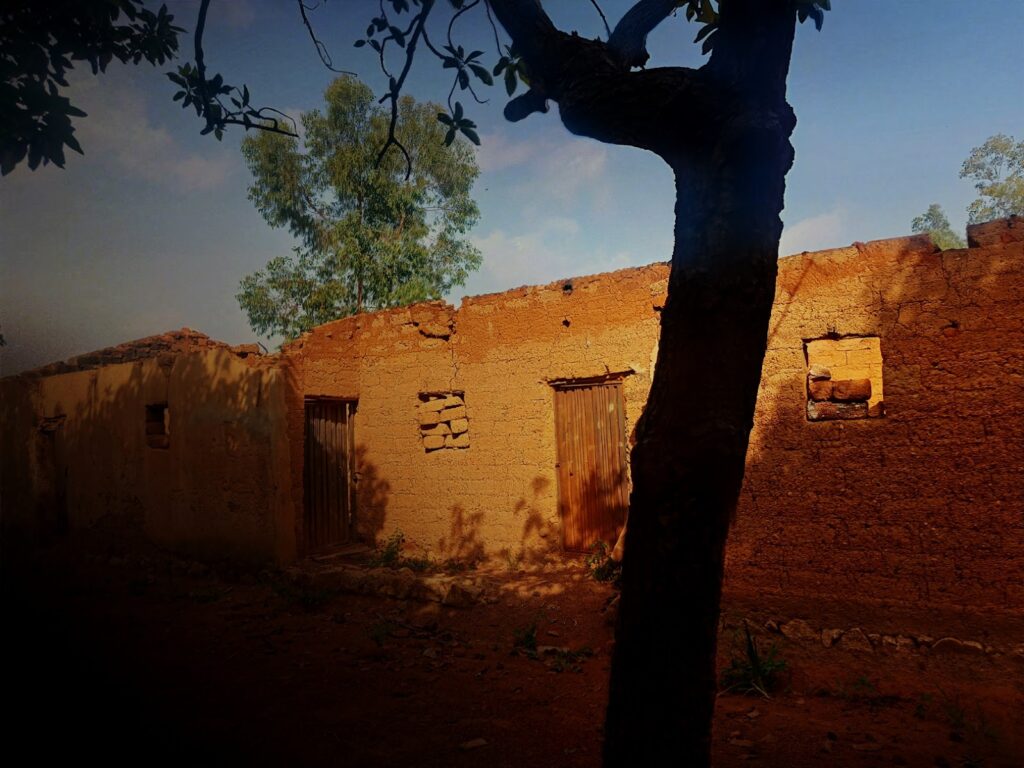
(0, 0, 182, 174)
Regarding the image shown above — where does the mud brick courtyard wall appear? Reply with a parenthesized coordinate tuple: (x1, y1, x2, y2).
(3, 217, 1022, 643)
(1, 331, 295, 563)
(284, 217, 1024, 642)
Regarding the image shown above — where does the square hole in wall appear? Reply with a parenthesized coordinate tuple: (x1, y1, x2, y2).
(418, 392, 469, 451)
(146, 403, 170, 449)
(804, 336, 884, 421)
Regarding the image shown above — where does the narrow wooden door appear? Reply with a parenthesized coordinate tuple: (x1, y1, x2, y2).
(304, 399, 356, 551)
(554, 382, 629, 552)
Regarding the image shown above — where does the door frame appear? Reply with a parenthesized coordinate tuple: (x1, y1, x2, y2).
(551, 377, 630, 553)
(302, 396, 357, 553)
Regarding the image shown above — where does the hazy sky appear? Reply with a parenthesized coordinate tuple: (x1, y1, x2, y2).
(2, 0, 1022, 374)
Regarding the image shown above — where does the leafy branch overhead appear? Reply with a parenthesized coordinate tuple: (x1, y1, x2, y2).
(0, 0, 182, 175)
(1, 0, 831, 176)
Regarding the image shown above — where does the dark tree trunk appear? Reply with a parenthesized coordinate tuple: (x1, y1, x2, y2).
(487, 1, 799, 764)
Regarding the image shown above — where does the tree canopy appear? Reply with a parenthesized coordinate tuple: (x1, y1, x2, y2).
(911, 203, 965, 250)
(237, 76, 481, 341)
(960, 134, 1024, 224)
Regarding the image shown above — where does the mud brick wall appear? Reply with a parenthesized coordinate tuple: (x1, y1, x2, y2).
(1, 332, 294, 564)
(726, 217, 1024, 641)
(283, 266, 668, 560)
(286, 217, 1023, 641)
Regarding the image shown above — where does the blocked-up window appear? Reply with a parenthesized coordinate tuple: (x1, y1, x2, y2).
(146, 403, 170, 448)
(418, 392, 469, 451)
(805, 336, 884, 421)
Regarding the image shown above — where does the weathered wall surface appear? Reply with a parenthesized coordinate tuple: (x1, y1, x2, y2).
(4, 218, 1021, 645)
(286, 217, 1023, 642)
(283, 266, 666, 558)
(726, 217, 1024, 641)
(1, 331, 295, 564)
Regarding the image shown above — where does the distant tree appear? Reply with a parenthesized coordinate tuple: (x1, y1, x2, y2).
(911, 204, 965, 250)
(0, 0, 182, 174)
(237, 76, 481, 340)
(960, 134, 1024, 224)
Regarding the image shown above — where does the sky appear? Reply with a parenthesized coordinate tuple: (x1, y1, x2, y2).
(1, 0, 1022, 375)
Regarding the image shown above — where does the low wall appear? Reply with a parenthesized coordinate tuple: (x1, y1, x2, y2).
(1, 331, 295, 564)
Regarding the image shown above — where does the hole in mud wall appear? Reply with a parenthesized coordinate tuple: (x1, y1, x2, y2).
(145, 403, 170, 449)
(804, 336, 884, 421)
(418, 392, 469, 451)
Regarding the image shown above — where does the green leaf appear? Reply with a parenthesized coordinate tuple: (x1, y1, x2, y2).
(469, 64, 493, 86)
(504, 67, 517, 96)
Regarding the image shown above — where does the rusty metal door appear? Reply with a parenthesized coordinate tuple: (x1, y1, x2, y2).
(554, 382, 629, 552)
(304, 399, 356, 551)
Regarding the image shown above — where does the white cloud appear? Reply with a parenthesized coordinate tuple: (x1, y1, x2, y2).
(72, 74, 234, 192)
(475, 132, 536, 173)
(780, 207, 846, 255)
(457, 215, 647, 300)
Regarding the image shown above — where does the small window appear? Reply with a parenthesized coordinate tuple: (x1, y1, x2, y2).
(418, 392, 469, 451)
(805, 336, 884, 421)
(146, 403, 170, 449)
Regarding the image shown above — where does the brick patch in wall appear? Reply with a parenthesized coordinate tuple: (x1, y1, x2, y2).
(418, 392, 469, 451)
(805, 336, 884, 421)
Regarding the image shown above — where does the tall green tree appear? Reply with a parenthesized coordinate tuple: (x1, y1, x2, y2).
(237, 76, 481, 340)
(911, 203, 965, 250)
(960, 134, 1024, 224)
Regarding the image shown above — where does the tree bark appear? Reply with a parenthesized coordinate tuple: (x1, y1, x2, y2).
(488, 1, 799, 764)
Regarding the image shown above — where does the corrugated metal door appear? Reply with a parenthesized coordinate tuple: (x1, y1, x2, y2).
(304, 399, 356, 551)
(554, 382, 629, 552)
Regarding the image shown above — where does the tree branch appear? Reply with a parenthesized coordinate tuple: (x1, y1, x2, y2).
(607, 0, 678, 67)
(489, 1, 723, 156)
(297, 0, 356, 74)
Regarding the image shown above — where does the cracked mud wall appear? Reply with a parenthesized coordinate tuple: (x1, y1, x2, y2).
(727, 217, 1024, 642)
(286, 217, 1022, 642)
(283, 266, 667, 560)
(4, 217, 1021, 643)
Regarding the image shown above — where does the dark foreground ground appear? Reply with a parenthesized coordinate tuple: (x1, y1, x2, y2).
(2, 531, 1021, 767)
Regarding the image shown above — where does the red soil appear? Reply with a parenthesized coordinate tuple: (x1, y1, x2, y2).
(3, 535, 1020, 767)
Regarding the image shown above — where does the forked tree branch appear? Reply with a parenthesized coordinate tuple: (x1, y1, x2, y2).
(607, 0, 678, 67)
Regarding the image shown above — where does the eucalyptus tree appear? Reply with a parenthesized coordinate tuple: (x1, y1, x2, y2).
(237, 76, 481, 339)
(960, 134, 1024, 224)
(911, 204, 965, 250)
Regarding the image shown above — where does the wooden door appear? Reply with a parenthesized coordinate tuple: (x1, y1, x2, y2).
(304, 399, 356, 551)
(554, 382, 629, 552)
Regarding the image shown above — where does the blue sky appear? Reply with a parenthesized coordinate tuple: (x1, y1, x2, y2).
(1, 0, 1022, 374)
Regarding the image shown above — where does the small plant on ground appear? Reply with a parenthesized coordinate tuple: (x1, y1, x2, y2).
(719, 622, 787, 698)
(504, 548, 525, 573)
(512, 621, 538, 659)
(585, 541, 622, 584)
(544, 646, 594, 673)
(370, 620, 396, 646)
(368, 531, 405, 568)
(367, 530, 435, 572)
(271, 579, 335, 611)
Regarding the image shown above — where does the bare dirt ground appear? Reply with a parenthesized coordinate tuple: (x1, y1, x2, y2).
(3, 532, 1021, 767)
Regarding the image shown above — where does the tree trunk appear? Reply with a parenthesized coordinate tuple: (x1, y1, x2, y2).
(485, 2, 799, 764)
(602, 80, 797, 768)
